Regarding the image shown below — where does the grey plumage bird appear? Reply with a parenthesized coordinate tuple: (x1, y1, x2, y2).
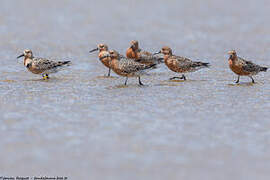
(109, 50, 156, 85)
(17, 49, 71, 79)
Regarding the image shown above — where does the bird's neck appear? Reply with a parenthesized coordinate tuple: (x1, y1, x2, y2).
(164, 54, 172, 61)
(24, 57, 33, 66)
(98, 51, 108, 58)
(110, 58, 118, 69)
(126, 48, 139, 59)
(99, 49, 107, 54)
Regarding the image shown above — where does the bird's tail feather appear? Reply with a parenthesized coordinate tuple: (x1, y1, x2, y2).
(201, 62, 210, 67)
(57, 61, 71, 67)
(260, 67, 268, 72)
(146, 63, 157, 69)
(194, 62, 210, 68)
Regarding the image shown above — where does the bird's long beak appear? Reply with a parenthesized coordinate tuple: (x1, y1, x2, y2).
(17, 54, 24, 58)
(153, 51, 161, 55)
(89, 48, 99, 53)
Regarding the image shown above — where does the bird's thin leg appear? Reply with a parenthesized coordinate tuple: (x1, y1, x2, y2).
(138, 76, 144, 86)
(181, 74, 186, 80)
(249, 76, 255, 83)
(107, 68, 111, 77)
(124, 77, 128, 85)
(235, 76, 240, 83)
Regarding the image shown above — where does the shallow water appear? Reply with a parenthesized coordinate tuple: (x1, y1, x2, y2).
(0, 0, 270, 179)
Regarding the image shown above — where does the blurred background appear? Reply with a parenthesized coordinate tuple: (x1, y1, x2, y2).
(0, 0, 270, 179)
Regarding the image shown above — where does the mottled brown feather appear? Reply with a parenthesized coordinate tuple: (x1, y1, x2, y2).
(228, 52, 267, 76)
(110, 50, 155, 77)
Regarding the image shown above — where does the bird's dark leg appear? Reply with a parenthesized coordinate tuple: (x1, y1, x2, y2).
(181, 74, 186, 80)
(107, 68, 111, 77)
(138, 76, 144, 86)
(124, 77, 128, 85)
(235, 76, 240, 83)
(249, 76, 255, 83)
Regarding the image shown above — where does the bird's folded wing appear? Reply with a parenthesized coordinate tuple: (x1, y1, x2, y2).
(174, 56, 193, 66)
(139, 51, 164, 63)
(239, 57, 260, 72)
(138, 53, 154, 62)
(33, 58, 59, 70)
(119, 58, 147, 73)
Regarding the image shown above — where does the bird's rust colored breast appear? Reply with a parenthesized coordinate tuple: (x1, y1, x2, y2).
(98, 51, 111, 68)
(126, 48, 139, 60)
(228, 59, 250, 76)
(110, 59, 128, 77)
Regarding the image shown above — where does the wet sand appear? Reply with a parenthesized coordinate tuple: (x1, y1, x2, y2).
(0, 0, 270, 179)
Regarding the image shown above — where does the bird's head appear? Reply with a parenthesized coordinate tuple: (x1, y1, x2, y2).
(154, 46, 172, 56)
(109, 50, 119, 59)
(228, 50, 237, 59)
(89, 44, 108, 53)
(17, 49, 33, 59)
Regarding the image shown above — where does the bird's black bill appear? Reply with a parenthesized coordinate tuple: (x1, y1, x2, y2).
(89, 48, 99, 53)
(17, 54, 24, 58)
(153, 51, 161, 55)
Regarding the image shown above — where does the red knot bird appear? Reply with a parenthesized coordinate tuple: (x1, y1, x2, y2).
(228, 50, 268, 83)
(154, 46, 210, 80)
(109, 50, 155, 85)
(89, 44, 111, 76)
(17, 49, 71, 80)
